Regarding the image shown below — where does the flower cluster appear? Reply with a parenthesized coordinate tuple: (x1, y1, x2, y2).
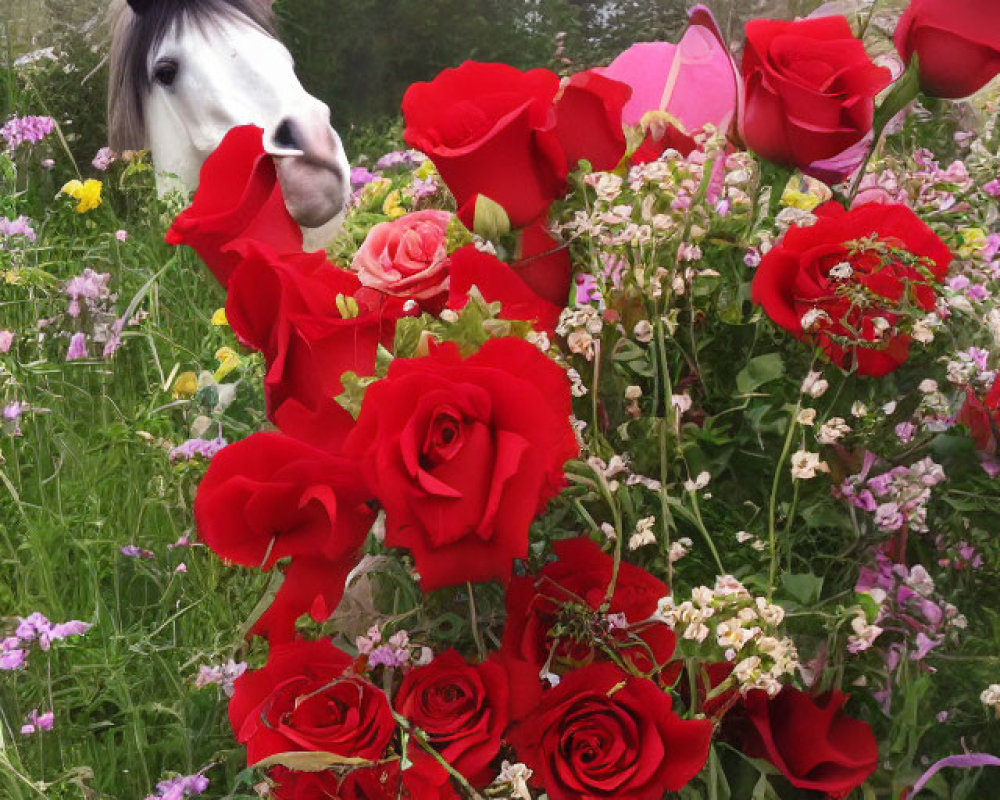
(2, 613, 91, 671)
(0, 115, 55, 151)
(659, 576, 799, 697)
(159, 2, 1000, 796)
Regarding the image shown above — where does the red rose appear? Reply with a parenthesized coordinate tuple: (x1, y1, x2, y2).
(352, 210, 454, 310)
(895, 0, 1000, 99)
(447, 246, 562, 335)
(508, 662, 712, 800)
(394, 650, 509, 788)
(501, 537, 677, 694)
(553, 70, 631, 173)
(752, 202, 952, 376)
(229, 639, 396, 766)
(268, 767, 339, 800)
(166, 126, 302, 286)
(740, 17, 892, 182)
(225, 240, 404, 445)
(194, 432, 373, 568)
(338, 762, 460, 799)
(343, 337, 578, 591)
(402, 61, 567, 229)
(193, 432, 374, 642)
(742, 687, 878, 795)
(957, 378, 1000, 453)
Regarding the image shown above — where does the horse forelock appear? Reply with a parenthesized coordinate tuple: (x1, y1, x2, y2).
(107, 0, 276, 152)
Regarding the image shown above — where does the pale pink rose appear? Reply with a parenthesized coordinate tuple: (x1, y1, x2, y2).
(352, 209, 452, 304)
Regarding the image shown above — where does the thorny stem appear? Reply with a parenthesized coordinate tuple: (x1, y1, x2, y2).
(466, 582, 485, 661)
(392, 712, 485, 800)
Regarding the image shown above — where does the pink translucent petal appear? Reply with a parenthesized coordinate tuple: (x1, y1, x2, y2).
(599, 5, 738, 134)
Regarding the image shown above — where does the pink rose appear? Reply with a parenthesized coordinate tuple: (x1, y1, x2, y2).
(352, 210, 453, 308)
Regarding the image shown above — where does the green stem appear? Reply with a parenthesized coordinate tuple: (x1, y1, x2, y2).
(768, 398, 802, 595)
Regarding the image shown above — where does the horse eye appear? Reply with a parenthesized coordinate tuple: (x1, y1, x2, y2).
(153, 59, 178, 87)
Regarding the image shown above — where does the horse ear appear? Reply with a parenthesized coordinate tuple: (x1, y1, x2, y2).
(127, 0, 156, 14)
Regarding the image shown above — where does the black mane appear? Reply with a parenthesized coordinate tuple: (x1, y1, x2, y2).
(108, 0, 276, 151)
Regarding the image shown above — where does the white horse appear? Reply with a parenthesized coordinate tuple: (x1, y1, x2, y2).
(107, 0, 349, 250)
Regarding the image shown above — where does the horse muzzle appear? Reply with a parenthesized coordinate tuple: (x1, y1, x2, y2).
(263, 115, 350, 231)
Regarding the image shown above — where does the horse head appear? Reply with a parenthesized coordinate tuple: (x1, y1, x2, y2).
(108, 0, 349, 248)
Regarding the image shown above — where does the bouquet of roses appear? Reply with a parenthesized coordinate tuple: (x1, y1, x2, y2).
(166, 2, 1000, 798)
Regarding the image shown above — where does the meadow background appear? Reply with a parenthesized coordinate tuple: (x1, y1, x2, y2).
(0, 1, 991, 799)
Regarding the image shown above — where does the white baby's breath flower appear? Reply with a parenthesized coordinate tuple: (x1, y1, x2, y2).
(633, 319, 654, 343)
(790, 450, 829, 480)
(683, 471, 711, 493)
(918, 379, 939, 394)
(797, 408, 817, 426)
(816, 417, 850, 445)
(628, 516, 657, 550)
(801, 371, 830, 398)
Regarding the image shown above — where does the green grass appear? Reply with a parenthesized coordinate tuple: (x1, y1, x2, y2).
(0, 159, 273, 799)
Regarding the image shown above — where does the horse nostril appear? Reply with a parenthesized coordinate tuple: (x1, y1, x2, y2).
(272, 118, 299, 151)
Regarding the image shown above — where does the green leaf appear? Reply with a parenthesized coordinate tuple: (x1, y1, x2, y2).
(255, 751, 374, 771)
(736, 353, 785, 394)
(393, 316, 426, 359)
(873, 55, 921, 139)
(334, 370, 378, 419)
(472, 194, 510, 241)
(780, 572, 824, 605)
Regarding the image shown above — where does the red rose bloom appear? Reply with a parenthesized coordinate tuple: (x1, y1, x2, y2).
(268, 767, 339, 800)
(166, 126, 302, 286)
(740, 17, 892, 182)
(225, 240, 404, 446)
(194, 432, 373, 568)
(229, 639, 396, 766)
(394, 650, 509, 788)
(338, 762, 460, 799)
(752, 202, 952, 376)
(895, 0, 1000, 99)
(344, 337, 578, 591)
(742, 687, 879, 796)
(501, 537, 677, 693)
(508, 662, 712, 800)
(193, 432, 374, 642)
(553, 70, 631, 173)
(958, 378, 1000, 453)
(402, 61, 567, 229)
(447, 247, 563, 336)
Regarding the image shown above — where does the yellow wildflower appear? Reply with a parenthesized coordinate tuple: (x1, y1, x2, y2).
(414, 158, 437, 180)
(213, 347, 242, 381)
(171, 371, 199, 399)
(382, 189, 406, 219)
(781, 175, 831, 212)
(959, 227, 986, 258)
(211, 308, 229, 327)
(59, 179, 103, 213)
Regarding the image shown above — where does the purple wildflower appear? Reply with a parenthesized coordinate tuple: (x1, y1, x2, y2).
(0, 330, 13, 352)
(168, 437, 227, 462)
(0, 215, 37, 242)
(375, 149, 424, 171)
(350, 166, 378, 188)
(121, 545, 155, 559)
(147, 772, 210, 800)
(65, 332, 88, 361)
(1, 115, 56, 151)
(194, 659, 247, 697)
(115, 229, 129, 242)
(21, 709, 54, 736)
(64, 269, 111, 318)
(92, 147, 116, 171)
